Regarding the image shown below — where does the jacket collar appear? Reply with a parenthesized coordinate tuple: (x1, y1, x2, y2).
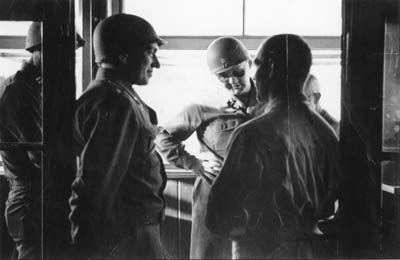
(95, 68, 131, 88)
(95, 68, 150, 106)
(227, 78, 258, 114)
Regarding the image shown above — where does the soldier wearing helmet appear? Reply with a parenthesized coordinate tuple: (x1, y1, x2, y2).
(0, 21, 84, 259)
(69, 14, 167, 259)
(155, 36, 265, 259)
(206, 34, 342, 259)
(0, 21, 43, 259)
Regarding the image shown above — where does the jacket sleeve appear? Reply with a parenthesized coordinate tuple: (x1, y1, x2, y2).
(0, 82, 42, 168)
(69, 92, 139, 248)
(155, 104, 211, 170)
(206, 126, 265, 238)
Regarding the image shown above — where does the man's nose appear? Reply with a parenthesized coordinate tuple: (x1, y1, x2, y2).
(152, 56, 160, 68)
(228, 76, 238, 85)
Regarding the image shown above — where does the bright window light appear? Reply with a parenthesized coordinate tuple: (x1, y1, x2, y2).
(135, 49, 341, 126)
(310, 57, 341, 120)
(0, 49, 28, 81)
(135, 50, 231, 125)
(245, 0, 342, 36)
(124, 0, 243, 36)
(0, 21, 31, 36)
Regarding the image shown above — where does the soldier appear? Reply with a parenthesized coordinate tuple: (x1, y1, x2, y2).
(69, 14, 167, 259)
(206, 34, 342, 259)
(303, 73, 340, 136)
(156, 37, 265, 259)
(0, 22, 43, 259)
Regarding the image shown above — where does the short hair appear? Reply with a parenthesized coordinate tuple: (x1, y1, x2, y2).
(256, 34, 312, 94)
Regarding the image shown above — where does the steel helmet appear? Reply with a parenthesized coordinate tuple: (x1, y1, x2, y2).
(93, 13, 166, 64)
(25, 22, 85, 52)
(25, 22, 41, 52)
(207, 36, 250, 74)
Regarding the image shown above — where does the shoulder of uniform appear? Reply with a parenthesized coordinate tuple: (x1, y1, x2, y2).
(0, 73, 24, 101)
(238, 112, 274, 136)
(77, 81, 132, 109)
(0, 73, 16, 88)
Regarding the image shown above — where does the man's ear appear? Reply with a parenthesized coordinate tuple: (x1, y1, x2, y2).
(118, 53, 128, 64)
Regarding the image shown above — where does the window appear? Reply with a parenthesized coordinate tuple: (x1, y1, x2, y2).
(124, 0, 243, 36)
(124, 0, 342, 155)
(382, 22, 400, 152)
(245, 0, 341, 36)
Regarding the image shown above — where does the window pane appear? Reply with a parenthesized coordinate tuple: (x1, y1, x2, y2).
(135, 50, 230, 125)
(136, 48, 341, 156)
(0, 49, 28, 80)
(382, 23, 400, 152)
(0, 22, 31, 36)
(245, 0, 342, 36)
(123, 0, 243, 36)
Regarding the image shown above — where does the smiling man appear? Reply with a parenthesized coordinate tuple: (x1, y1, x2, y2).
(155, 36, 265, 259)
(69, 14, 167, 259)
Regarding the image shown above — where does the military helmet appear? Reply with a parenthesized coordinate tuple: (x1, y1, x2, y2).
(93, 13, 166, 64)
(207, 36, 250, 74)
(26, 22, 85, 52)
(25, 22, 41, 52)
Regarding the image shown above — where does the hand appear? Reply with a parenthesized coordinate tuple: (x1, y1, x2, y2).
(191, 152, 222, 185)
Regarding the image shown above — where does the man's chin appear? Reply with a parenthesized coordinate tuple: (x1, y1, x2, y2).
(232, 88, 247, 97)
(134, 78, 149, 86)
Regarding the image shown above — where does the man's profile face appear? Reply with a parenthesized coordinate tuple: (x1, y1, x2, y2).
(303, 76, 321, 110)
(127, 42, 160, 85)
(216, 60, 252, 98)
(253, 51, 270, 102)
(31, 48, 42, 69)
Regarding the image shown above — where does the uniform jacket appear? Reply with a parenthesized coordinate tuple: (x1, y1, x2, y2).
(0, 61, 42, 179)
(69, 68, 167, 253)
(156, 83, 263, 169)
(206, 97, 342, 258)
(156, 84, 265, 202)
(155, 82, 265, 259)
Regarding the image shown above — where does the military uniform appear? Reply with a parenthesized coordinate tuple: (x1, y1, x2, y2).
(156, 82, 264, 259)
(69, 68, 167, 259)
(206, 98, 342, 259)
(0, 61, 42, 259)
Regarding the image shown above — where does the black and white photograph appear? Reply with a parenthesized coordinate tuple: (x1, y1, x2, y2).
(0, 0, 399, 259)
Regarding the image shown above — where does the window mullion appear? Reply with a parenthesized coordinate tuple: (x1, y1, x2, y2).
(242, 0, 246, 36)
